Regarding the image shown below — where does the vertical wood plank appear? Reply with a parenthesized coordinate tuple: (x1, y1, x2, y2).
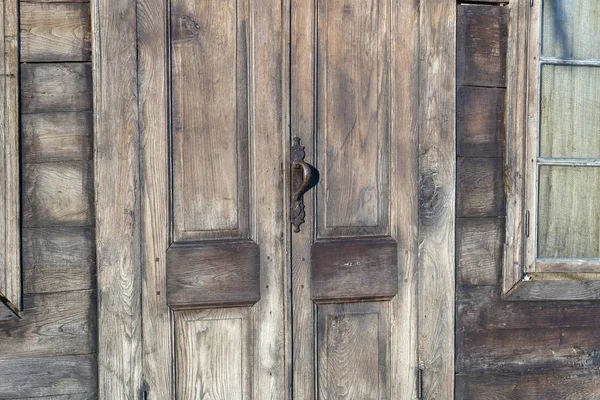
(418, 0, 455, 398)
(92, 0, 142, 398)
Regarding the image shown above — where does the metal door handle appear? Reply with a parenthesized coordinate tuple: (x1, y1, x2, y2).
(291, 137, 319, 233)
(292, 161, 313, 202)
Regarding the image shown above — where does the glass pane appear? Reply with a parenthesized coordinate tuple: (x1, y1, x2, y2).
(542, 0, 600, 59)
(538, 166, 600, 258)
(540, 65, 600, 158)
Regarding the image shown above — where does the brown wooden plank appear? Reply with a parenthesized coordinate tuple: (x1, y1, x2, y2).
(457, 86, 505, 158)
(22, 161, 93, 228)
(457, 4, 508, 87)
(0, 354, 97, 398)
(457, 286, 600, 330)
(17, 395, 97, 400)
(0, 290, 96, 359)
(311, 238, 398, 302)
(20, 2, 91, 62)
(21, 112, 92, 163)
(457, 326, 600, 373)
(457, 157, 505, 218)
(456, 218, 504, 286)
(166, 240, 260, 308)
(455, 370, 600, 399)
(21, 63, 92, 114)
(22, 227, 95, 294)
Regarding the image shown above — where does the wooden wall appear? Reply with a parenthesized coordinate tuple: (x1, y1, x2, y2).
(0, 1, 97, 398)
(455, 3, 600, 399)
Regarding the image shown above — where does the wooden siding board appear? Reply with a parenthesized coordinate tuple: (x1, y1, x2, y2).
(456, 217, 504, 286)
(457, 157, 505, 218)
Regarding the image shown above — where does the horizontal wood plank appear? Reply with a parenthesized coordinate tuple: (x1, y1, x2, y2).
(0, 354, 97, 398)
(456, 218, 504, 286)
(0, 290, 96, 359)
(21, 63, 92, 114)
(22, 227, 95, 294)
(16, 395, 97, 400)
(457, 157, 505, 218)
(456, 370, 600, 399)
(21, 112, 92, 163)
(311, 237, 398, 302)
(20, 2, 91, 62)
(167, 240, 260, 308)
(457, 86, 505, 158)
(22, 162, 93, 228)
(457, 4, 508, 87)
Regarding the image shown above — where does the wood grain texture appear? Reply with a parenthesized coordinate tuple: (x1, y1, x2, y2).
(0, 354, 97, 398)
(311, 238, 398, 302)
(22, 227, 95, 294)
(456, 218, 504, 286)
(175, 308, 252, 399)
(20, 2, 91, 62)
(22, 161, 94, 228)
(316, 0, 389, 237)
(22, 112, 92, 163)
(418, 0, 455, 397)
(457, 86, 505, 158)
(456, 370, 600, 399)
(166, 241, 260, 308)
(171, 0, 249, 241)
(21, 63, 92, 113)
(0, 290, 96, 359)
(0, 0, 20, 313)
(92, 0, 142, 397)
(317, 302, 390, 399)
(15, 394, 97, 400)
(457, 4, 508, 87)
(457, 157, 505, 218)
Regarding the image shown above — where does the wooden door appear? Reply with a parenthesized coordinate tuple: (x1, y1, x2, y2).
(137, 0, 420, 398)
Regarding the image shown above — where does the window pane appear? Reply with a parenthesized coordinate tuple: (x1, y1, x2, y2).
(540, 65, 600, 158)
(542, 0, 600, 59)
(538, 166, 600, 258)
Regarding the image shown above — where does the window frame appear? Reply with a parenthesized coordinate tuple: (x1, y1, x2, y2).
(504, 0, 600, 300)
(0, 0, 20, 318)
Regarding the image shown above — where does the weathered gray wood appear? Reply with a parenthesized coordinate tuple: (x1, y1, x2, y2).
(0, 290, 96, 359)
(20, 2, 91, 62)
(22, 161, 94, 228)
(456, 218, 504, 286)
(16, 394, 97, 400)
(22, 227, 95, 294)
(311, 238, 398, 302)
(21, 63, 93, 113)
(0, 0, 20, 314)
(457, 157, 505, 218)
(418, 0, 455, 397)
(0, 355, 97, 398)
(457, 4, 508, 87)
(317, 302, 390, 399)
(92, 0, 142, 397)
(457, 86, 505, 158)
(22, 112, 92, 163)
(166, 241, 260, 308)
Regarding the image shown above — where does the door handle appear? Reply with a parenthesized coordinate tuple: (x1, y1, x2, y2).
(291, 137, 319, 233)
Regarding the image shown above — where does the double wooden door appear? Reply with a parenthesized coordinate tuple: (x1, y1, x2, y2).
(138, 0, 420, 398)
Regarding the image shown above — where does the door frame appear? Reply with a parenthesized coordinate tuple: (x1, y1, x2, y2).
(92, 0, 455, 398)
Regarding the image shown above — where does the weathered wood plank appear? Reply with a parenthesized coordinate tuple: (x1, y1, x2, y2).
(0, 354, 97, 398)
(456, 218, 504, 286)
(0, 290, 96, 359)
(22, 161, 94, 228)
(21, 112, 92, 163)
(20, 2, 91, 62)
(457, 157, 505, 218)
(457, 86, 505, 158)
(22, 227, 95, 294)
(418, 0, 455, 397)
(92, 0, 142, 397)
(455, 370, 600, 399)
(457, 326, 600, 373)
(16, 394, 97, 400)
(21, 63, 92, 114)
(457, 4, 508, 87)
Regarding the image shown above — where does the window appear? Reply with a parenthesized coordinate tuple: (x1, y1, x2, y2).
(504, 0, 600, 300)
